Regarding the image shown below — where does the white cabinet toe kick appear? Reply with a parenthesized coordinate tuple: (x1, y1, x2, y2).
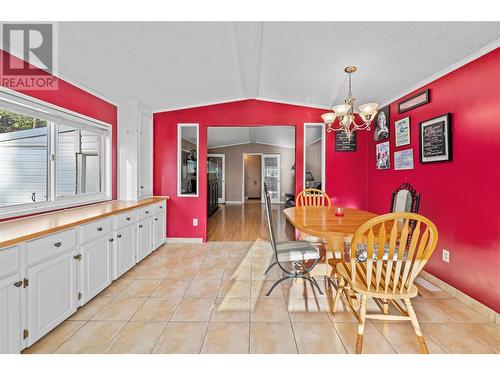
(0, 198, 167, 353)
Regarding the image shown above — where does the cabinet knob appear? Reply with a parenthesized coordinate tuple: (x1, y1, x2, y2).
(155, 218, 158, 221)
(140, 186, 144, 189)
(117, 234, 122, 238)
(159, 206, 163, 209)
(139, 224, 143, 228)
(126, 217, 131, 221)
(73, 254, 82, 261)
(109, 238, 114, 243)
(54, 242, 62, 247)
(14, 280, 23, 288)
(97, 227, 103, 231)
(145, 211, 149, 214)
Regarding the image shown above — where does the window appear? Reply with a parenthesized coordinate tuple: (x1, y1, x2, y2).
(178, 123, 199, 197)
(0, 90, 112, 218)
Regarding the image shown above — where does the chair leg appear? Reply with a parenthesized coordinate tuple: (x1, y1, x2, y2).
(382, 299, 389, 315)
(356, 294, 368, 354)
(332, 277, 345, 313)
(263, 260, 277, 275)
(403, 298, 429, 354)
(305, 276, 323, 295)
(265, 275, 292, 296)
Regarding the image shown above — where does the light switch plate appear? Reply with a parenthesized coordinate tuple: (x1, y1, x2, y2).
(193, 218, 198, 226)
(442, 249, 450, 263)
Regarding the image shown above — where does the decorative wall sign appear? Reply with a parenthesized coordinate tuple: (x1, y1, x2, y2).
(398, 89, 430, 114)
(394, 117, 411, 147)
(394, 149, 414, 170)
(419, 113, 452, 163)
(376, 141, 390, 169)
(335, 131, 357, 151)
(374, 105, 390, 142)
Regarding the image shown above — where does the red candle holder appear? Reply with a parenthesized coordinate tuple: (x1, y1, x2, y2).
(335, 207, 344, 217)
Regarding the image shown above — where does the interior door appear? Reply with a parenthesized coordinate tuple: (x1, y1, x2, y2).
(245, 155, 261, 199)
(207, 154, 225, 203)
(262, 154, 281, 204)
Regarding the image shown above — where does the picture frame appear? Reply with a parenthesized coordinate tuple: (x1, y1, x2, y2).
(376, 141, 390, 170)
(394, 149, 414, 170)
(419, 113, 452, 163)
(398, 89, 430, 114)
(394, 116, 411, 147)
(374, 105, 390, 142)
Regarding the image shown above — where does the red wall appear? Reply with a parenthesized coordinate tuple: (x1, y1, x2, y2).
(366, 48, 500, 311)
(153, 99, 369, 241)
(1, 50, 118, 200)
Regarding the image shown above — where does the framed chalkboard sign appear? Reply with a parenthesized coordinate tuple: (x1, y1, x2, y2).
(419, 113, 452, 163)
(335, 131, 357, 151)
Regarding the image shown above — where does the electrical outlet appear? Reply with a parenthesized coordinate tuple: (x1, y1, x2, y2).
(193, 218, 198, 226)
(442, 249, 450, 263)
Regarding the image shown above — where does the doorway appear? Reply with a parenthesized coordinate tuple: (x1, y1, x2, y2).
(207, 154, 225, 203)
(244, 154, 261, 200)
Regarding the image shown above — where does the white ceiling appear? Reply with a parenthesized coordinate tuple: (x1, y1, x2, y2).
(207, 126, 295, 149)
(56, 22, 500, 111)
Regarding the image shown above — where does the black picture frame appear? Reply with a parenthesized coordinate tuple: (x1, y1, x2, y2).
(335, 131, 357, 151)
(419, 113, 452, 163)
(374, 105, 390, 142)
(398, 89, 430, 114)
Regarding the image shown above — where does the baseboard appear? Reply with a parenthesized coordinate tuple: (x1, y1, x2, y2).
(225, 200, 244, 204)
(420, 270, 500, 324)
(165, 237, 203, 244)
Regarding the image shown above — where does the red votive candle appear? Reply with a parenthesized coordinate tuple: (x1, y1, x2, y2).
(335, 207, 344, 216)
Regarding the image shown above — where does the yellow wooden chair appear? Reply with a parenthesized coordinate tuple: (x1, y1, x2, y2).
(296, 188, 331, 208)
(333, 212, 438, 354)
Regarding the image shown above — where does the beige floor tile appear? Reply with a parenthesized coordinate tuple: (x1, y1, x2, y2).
(152, 322, 208, 354)
(287, 298, 330, 323)
(223, 265, 252, 281)
(166, 263, 203, 279)
(226, 255, 252, 269)
(151, 278, 192, 298)
(412, 298, 491, 323)
(250, 322, 297, 354)
(281, 278, 326, 300)
(201, 323, 249, 354)
(119, 279, 162, 298)
(251, 297, 290, 323)
(99, 279, 132, 297)
(68, 295, 115, 321)
(292, 323, 347, 354)
(218, 280, 251, 299)
(211, 297, 250, 323)
(251, 280, 285, 300)
(135, 265, 172, 280)
(91, 297, 146, 321)
(374, 323, 445, 354)
(121, 263, 150, 279)
(171, 297, 215, 322)
(421, 324, 496, 353)
(23, 321, 86, 354)
(195, 267, 225, 281)
(104, 321, 166, 353)
(251, 267, 280, 281)
(55, 322, 125, 354)
(131, 297, 182, 321)
(334, 322, 396, 354)
(185, 278, 221, 298)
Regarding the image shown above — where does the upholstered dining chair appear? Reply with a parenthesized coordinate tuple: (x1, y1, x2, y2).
(333, 212, 438, 354)
(262, 183, 323, 296)
(391, 182, 421, 213)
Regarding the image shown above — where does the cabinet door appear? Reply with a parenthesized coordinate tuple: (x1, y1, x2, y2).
(116, 225, 136, 278)
(26, 250, 78, 346)
(138, 112, 152, 199)
(0, 273, 23, 353)
(137, 218, 152, 262)
(152, 213, 165, 250)
(81, 237, 113, 303)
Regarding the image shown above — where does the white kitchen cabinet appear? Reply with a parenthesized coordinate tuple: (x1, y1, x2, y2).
(26, 249, 78, 346)
(137, 218, 152, 262)
(115, 224, 136, 278)
(0, 273, 23, 353)
(118, 101, 153, 201)
(152, 213, 166, 250)
(80, 236, 113, 303)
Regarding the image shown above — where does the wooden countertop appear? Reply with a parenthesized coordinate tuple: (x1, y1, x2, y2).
(0, 197, 168, 249)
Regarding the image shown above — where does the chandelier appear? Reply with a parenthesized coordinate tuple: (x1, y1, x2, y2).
(321, 66, 378, 140)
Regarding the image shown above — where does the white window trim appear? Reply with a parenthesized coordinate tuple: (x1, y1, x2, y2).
(177, 123, 199, 197)
(0, 88, 112, 220)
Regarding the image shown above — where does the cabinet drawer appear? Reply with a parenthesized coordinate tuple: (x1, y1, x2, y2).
(115, 209, 137, 229)
(137, 205, 154, 221)
(0, 245, 20, 278)
(79, 217, 113, 244)
(153, 200, 166, 214)
(26, 229, 77, 266)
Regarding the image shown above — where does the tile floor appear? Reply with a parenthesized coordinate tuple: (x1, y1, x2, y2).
(23, 240, 500, 354)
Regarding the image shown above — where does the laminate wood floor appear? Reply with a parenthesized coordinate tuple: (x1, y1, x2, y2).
(207, 202, 295, 242)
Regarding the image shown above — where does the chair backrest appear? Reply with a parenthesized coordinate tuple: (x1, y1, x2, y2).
(390, 183, 421, 213)
(296, 189, 331, 207)
(263, 183, 278, 253)
(349, 212, 438, 294)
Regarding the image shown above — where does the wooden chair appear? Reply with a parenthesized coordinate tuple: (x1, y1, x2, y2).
(296, 188, 331, 207)
(333, 212, 438, 354)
